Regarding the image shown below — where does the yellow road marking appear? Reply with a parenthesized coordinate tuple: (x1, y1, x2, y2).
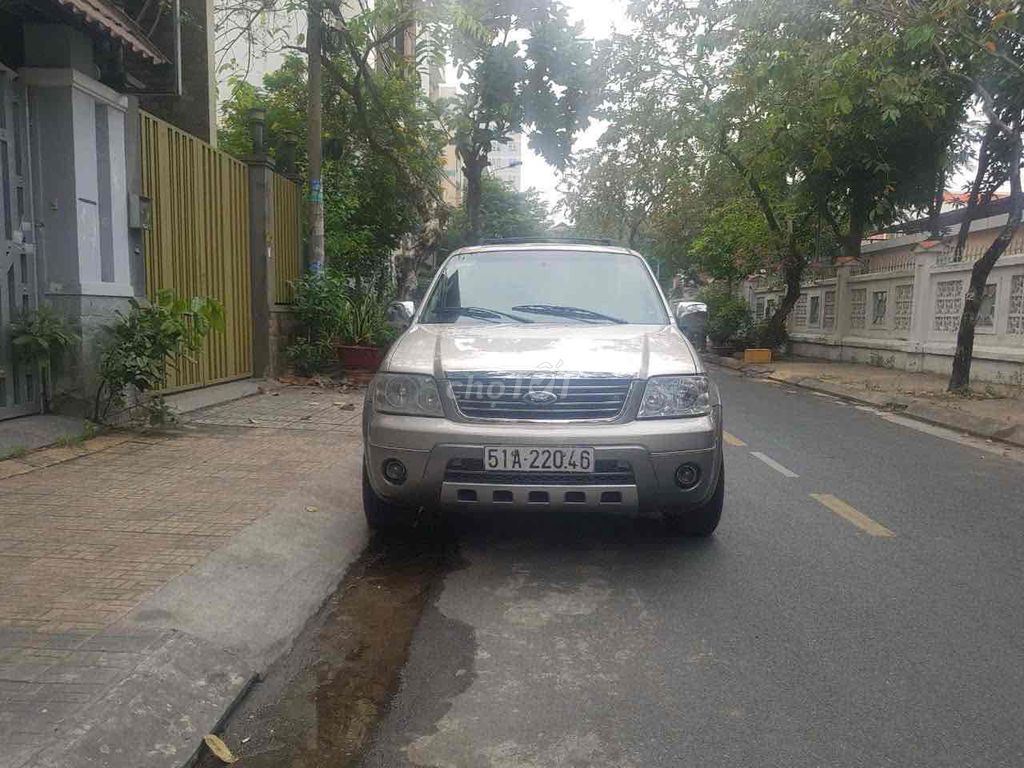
(810, 493, 895, 538)
(723, 431, 747, 447)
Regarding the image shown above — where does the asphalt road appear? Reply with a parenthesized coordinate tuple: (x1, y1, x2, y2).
(356, 367, 1024, 768)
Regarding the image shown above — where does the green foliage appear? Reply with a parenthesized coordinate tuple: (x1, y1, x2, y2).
(424, 0, 598, 239)
(11, 305, 77, 412)
(218, 50, 446, 280)
(688, 198, 775, 283)
(700, 286, 751, 346)
(11, 306, 76, 366)
(444, 178, 551, 251)
(286, 269, 396, 375)
(341, 291, 397, 348)
(291, 269, 350, 343)
(94, 291, 225, 424)
(286, 337, 331, 378)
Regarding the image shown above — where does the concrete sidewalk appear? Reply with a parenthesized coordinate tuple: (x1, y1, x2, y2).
(0, 385, 367, 768)
(705, 354, 1024, 447)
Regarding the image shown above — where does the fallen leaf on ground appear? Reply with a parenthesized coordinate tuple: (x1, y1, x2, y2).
(306, 505, 319, 513)
(340, 403, 356, 411)
(203, 734, 238, 764)
(248, 418, 257, 424)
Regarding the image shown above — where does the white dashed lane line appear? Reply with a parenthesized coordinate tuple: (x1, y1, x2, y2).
(749, 451, 800, 478)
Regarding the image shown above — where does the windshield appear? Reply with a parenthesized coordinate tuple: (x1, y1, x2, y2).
(420, 250, 669, 325)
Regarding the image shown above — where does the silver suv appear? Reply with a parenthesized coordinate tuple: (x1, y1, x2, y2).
(362, 242, 724, 535)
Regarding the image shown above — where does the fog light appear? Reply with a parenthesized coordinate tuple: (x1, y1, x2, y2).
(675, 463, 701, 490)
(383, 459, 407, 485)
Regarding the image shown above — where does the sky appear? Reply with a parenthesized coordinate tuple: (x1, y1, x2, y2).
(519, 0, 629, 214)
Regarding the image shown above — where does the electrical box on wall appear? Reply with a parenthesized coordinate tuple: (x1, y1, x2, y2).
(128, 194, 152, 231)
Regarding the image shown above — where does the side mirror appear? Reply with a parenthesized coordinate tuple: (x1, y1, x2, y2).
(386, 300, 416, 331)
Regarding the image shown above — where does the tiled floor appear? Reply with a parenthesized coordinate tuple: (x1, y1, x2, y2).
(0, 385, 364, 765)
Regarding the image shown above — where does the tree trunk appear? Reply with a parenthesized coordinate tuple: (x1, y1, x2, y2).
(307, 0, 326, 272)
(954, 124, 997, 260)
(462, 152, 486, 245)
(948, 126, 1022, 392)
(765, 249, 803, 346)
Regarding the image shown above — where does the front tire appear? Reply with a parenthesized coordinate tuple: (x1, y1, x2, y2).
(664, 464, 724, 537)
(362, 462, 415, 532)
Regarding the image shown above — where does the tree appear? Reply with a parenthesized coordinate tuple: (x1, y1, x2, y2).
(428, 0, 598, 243)
(865, 0, 1024, 392)
(218, 47, 447, 293)
(443, 177, 551, 252)
(216, 0, 448, 294)
(610, 0, 968, 341)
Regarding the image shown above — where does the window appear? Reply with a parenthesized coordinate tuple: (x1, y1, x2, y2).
(1010, 275, 1024, 335)
(934, 280, 964, 333)
(872, 290, 888, 326)
(977, 284, 997, 329)
(823, 290, 836, 330)
(809, 295, 821, 326)
(851, 288, 867, 329)
(793, 295, 808, 326)
(766, 298, 777, 318)
(420, 250, 669, 325)
(755, 297, 766, 319)
(894, 285, 913, 330)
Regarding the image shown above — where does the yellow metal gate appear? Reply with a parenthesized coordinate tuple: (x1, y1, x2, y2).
(273, 174, 302, 305)
(140, 112, 253, 390)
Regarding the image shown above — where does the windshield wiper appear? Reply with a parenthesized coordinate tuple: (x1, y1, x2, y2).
(435, 306, 533, 323)
(511, 304, 628, 324)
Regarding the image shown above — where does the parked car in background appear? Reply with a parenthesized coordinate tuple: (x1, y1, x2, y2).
(673, 301, 708, 351)
(363, 241, 724, 536)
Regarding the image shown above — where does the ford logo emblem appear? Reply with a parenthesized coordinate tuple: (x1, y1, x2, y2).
(522, 390, 558, 405)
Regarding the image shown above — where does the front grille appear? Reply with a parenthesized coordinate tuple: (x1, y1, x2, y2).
(447, 375, 633, 421)
(445, 458, 635, 486)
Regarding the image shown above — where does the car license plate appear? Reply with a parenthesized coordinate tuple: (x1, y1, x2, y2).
(484, 446, 595, 473)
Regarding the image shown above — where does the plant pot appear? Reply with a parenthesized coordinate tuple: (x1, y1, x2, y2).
(336, 344, 385, 372)
(743, 348, 773, 364)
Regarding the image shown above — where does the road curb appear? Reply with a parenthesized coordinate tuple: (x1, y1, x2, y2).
(702, 353, 1024, 450)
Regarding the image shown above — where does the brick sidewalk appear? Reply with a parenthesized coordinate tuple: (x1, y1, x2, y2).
(0, 385, 365, 768)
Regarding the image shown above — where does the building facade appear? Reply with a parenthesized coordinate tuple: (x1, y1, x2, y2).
(0, 0, 223, 419)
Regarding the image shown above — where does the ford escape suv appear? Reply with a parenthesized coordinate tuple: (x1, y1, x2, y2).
(362, 242, 724, 535)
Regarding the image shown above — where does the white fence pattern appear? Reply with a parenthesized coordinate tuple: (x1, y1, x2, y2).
(744, 244, 1024, 384)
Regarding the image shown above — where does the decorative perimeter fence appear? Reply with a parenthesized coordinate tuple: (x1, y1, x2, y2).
(745, 237, 1024, 385)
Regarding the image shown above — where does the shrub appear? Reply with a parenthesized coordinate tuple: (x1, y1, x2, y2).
(94, 291, 224, 424)
(11, 306, 77, 412)
(700, 286, 751, 345)
(742, 319, 788, 350)
(291, 269, 350, 343)
(286, 337, 331, 377)
(286, 270, 397, 375)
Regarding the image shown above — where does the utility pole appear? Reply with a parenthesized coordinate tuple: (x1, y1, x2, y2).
(307, 0, 325, 272)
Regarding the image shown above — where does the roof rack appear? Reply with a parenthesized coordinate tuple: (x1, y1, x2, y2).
(477, 237, 618, 247)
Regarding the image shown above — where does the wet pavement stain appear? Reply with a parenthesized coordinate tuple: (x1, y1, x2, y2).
(194, 528, 462, 768)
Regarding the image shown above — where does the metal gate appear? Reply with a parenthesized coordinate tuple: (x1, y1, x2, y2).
(140, 111, 253, 390)
(0, 66, 38, 420)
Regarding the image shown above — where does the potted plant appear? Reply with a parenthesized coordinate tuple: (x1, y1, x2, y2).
(335, 291, 397, 372)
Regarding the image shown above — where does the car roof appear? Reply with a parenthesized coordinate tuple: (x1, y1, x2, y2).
(452, 242, 642, 257)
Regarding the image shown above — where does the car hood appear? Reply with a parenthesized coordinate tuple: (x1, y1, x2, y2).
(383, 323, 700, 379)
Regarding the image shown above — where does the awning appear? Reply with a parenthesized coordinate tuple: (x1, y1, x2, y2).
(51, 0, 169, 64)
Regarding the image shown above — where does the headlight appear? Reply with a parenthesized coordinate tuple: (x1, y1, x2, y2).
(638, 375, 711, 419)
(373, 373, 444, 417)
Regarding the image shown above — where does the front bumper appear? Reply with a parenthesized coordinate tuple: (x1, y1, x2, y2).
(364, 408, 722, 517)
